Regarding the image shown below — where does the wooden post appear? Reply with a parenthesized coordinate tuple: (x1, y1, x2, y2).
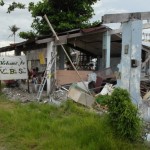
(27, 60, 30, 93)
(47, 41, 54, 95)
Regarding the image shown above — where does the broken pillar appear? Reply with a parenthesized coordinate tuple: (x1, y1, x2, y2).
(120, 20, 142, 105)
(102, 12, 148, 105)
(96, 56, 101, 71)
(58, 45, 65, 70)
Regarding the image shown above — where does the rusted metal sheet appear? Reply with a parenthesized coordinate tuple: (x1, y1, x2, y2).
(81, 25, 108, 33)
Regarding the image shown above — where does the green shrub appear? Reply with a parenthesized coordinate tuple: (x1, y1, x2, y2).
(107, 88, 142, 141)
(95, 95, 110, 106)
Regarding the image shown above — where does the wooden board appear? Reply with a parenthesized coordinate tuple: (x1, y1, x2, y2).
(56, 70, 92, 85)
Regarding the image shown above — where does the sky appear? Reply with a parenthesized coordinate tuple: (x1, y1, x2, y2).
(0, 0, 150, 47)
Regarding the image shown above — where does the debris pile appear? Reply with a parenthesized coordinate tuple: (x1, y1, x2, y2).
(2, 87, 37, 102)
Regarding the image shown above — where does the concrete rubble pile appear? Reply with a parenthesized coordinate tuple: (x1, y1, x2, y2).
(67, 71, 116, 108)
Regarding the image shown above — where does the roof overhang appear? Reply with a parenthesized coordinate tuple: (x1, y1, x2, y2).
(0, 25, 150, 57)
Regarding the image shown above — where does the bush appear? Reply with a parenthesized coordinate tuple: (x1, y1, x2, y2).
(95, 95, 110, 106)
(107, 88, 142, 141)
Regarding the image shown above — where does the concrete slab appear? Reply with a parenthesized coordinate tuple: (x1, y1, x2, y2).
(68, 86, 94, 107)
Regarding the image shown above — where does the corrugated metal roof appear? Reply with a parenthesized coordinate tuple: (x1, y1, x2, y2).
(0, 25, 150, 55)
(81, 25, 108, 33)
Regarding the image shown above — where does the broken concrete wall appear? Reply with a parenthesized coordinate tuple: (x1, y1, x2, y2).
(26, 48, 47, 72)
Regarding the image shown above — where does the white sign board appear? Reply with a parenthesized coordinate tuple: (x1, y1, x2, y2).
(0, 56, 28, 80)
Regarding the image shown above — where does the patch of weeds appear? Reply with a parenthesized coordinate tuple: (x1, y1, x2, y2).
(0, 97, 149, 150)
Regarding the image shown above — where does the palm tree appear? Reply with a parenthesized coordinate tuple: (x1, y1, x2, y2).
(9, 25, 20, 44)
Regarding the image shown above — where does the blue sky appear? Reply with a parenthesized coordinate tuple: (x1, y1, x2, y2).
(0, 0, 150, 47)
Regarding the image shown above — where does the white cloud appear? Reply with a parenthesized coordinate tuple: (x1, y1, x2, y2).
(1, 0, 150, 47)
(91, 0, 150, 29)
(0, 0, 39, 47)
(91, 8, 127, 22)
(0, 40, 11, 47)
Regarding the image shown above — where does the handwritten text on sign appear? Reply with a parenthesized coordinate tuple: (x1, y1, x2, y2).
(0, 56, 28, 80)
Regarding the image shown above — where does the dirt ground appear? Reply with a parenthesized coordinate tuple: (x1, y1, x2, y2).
(1, 81, 49, 103)
(1, 81, 68, 104)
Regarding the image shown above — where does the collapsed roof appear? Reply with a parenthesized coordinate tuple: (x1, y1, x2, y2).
(0, 25, 149, 57)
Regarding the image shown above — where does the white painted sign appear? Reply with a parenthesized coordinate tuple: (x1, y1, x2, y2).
(0, 56, 28, 80)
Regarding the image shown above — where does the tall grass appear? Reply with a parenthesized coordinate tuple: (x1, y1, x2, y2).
(0, 93, 149, 150)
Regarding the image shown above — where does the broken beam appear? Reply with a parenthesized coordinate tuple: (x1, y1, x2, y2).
(102, 12, 150, 24)
(109, 23, 150, 35)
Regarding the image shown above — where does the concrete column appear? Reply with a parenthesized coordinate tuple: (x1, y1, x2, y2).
(47, 41, 54, 95)
(14, 48, 21, 56)
(96, 56, 101, 71)
(120, 20, 142, 105)
(102, 31, 111, 69)
(58, 45, 65, 70)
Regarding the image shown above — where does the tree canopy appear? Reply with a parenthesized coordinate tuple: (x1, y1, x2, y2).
(0, 0, 100, 39)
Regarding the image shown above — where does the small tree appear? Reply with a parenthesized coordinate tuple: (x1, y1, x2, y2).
(9, 25, 20, 44)
(28, 0, 100, 35)
(0, 0, 100, 39)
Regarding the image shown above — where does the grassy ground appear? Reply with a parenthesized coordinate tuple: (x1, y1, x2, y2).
(0, 93, 149, 150)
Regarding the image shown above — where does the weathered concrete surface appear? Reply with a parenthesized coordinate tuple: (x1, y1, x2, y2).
(119, 20, 142, 105)
(68, 86, 94, 107)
